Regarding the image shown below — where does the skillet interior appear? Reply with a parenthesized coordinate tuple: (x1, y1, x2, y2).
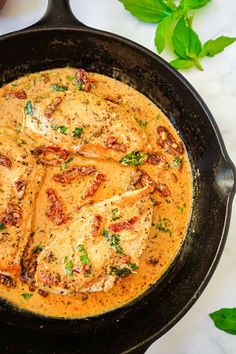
(0, 2, 235, 353)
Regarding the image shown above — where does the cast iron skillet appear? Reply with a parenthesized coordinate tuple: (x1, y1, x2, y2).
(0, 1, 235, 353)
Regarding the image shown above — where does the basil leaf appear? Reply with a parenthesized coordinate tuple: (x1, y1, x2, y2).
(51, 124, 68, 135)
(61, 157, 73, 171)
(0, 223, 6, 231)
(77, 244, 91, 266)
(129, 263, 139, 270)
(24, 101, 33, 115)
(210, 308, 236, 335)
(102, 230, 125, 256)
(200, 36, 236, 58)
(164, 0, 177, 10)
(155, 13, 176, 54)
(173, 156, 183, 168)
(51, 84, 68, 92)
(72, 127, 83, 137)
(119, 0, 173, 23)
(21, 293, 33, 300)
(173, 16, 202, 60)
(109, 234, 125, 256)
(66, 75, 74, 81)
(119, 151, 147, 166)
(64, 256, 73, 277)
(137, 120, 148, 129)
(111, 266, 132, 277)
(179, 0, 211, 10)
(111, 208, 121, 221)
(32, 244, 42, 254)
(170, 58, 195, 69)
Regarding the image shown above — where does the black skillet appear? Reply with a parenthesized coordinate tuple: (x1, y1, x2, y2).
(0, 1, 235, 353)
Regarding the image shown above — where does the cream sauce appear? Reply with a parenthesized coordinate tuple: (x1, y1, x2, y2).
(0, 68, 192, 318)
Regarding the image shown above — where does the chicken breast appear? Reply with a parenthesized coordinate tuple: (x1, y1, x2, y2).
(35, 185, 153, 295)
(24, 91, 148, 161)
(0, 128, 44, 286)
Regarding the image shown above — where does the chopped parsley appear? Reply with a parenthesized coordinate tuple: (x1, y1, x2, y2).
(111, 208, 121, 221)
(24, 101, 33, 115)
(137, 120, 148, 129)
(102, 230, 125, 256)
(119, 151, 147, 166)
(64, 256, 73, 277)
(0, 223, 6, 231)
(173, 156, 183, 169)
(21, 293, 33, 300)
(32, 244, 42, 254)
(72, 127, 83, 137)
(51, 124, 68, 135)
(51, 84, 68, 92)
(61, 157, 73, 171)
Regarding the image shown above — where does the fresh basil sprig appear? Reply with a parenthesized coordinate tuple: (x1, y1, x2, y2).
(119, 0, 236, 71)
(170, 17, 236, 70)
(210, 308, 236, 335)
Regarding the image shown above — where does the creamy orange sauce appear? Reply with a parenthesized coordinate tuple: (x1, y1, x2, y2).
(0, 68, 192, 318)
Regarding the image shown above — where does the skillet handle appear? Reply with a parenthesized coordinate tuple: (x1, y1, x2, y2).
(28, 0, 87, 30)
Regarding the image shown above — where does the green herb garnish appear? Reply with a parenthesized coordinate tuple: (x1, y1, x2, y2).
(60, 157, 73, 171)
(173, 156, 183, 169)
(64, 256, 73, 277)
(77, 244, 91, 266)
(78, 83, 84, 91)
(210, 308, 236, 335)
(109, 234, 125, 256)
(51, 84, 68, 92)
(66, 75, 75, 81)
(156, 217, 172, 236)
(102, 230, 125, 256)
(177, 202, 186, 213)
(129, 263, 139, 270)
(111, 266, 132, 277)
(21, 293, 33, 300)
(32, 244, 42, 254)
(111, 208, 121, 221)
(51, 124, 68, 135)
(102, 229, 110, 238)
(137, 120, 148, 129)
(24, 101, 33, 115)
(72, 127, 83, 137)
(0, 223, 6, 231)
(119, 151, 147, 166)
(119, 0, 236, 71)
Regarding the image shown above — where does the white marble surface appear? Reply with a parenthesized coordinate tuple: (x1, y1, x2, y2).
(0, 1, 236, 353)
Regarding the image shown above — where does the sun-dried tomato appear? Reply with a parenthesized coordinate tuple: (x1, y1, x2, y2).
(46, 188, 70, 225)
(108, 216, 138, 233)
(104, 136, 126, 153)
(53, 166, 96, 184)
(84, 173, 105, 198)
(45, 96, 62, 118)
(0, 153, 12, 169)
(0, 203, 22, 225)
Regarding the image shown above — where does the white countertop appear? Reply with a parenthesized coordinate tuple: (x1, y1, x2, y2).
(0, 1, 236, 353)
